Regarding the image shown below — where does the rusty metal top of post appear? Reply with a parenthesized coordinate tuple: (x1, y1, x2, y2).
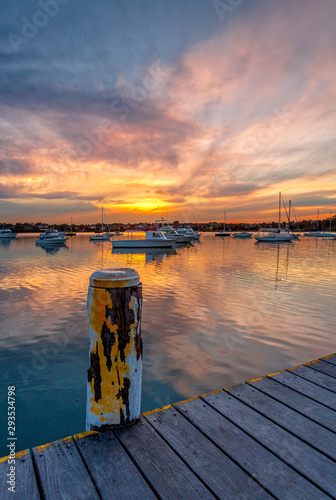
(89, 268, 140, 289)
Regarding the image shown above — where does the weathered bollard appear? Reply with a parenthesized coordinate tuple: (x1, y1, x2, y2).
(86, 268, 142, 431)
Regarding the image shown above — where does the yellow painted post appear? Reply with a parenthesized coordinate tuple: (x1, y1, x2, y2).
(86, 268, 142, 430)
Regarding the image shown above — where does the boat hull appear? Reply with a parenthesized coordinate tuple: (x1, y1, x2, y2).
(255, 236, 294, 242)
(0, 233, 17, 238)
(90, 236, 111, 241)
(233, 233, 253, 238)
(215, 233, 231, 237)
(112, 240, 174, 248)
(36, 238, 68, 244)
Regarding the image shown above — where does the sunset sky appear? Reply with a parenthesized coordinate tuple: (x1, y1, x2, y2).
(1, 0, 336, 223)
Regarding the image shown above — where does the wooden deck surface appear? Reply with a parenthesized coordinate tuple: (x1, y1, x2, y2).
(2, 353, 336, 499)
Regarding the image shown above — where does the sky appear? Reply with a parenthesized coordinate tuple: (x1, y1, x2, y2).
(1, 0, 336, 223)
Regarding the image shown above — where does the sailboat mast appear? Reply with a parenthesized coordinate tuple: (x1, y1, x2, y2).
(278, 191, 281, 230)
(330, 210, 332, 234)
(224, 211, 226, 233)
(316, 209, 319, 231)
(101, 207, 104, 234)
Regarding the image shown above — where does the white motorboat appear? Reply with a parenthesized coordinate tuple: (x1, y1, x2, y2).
(175, 227, 196, 243)
(154, 219, 191, 243)
(255, 193, 295, 242)
(112, 231, 175, 248)
(184, 227, 201, 240)
(39, 229, 66, 238)
(90, 207, 112, 241)
(36, 230, 68, 244)
(232, 232, 253, 238)
(215, 212, 231, 236)
(0, 229, 17, 238)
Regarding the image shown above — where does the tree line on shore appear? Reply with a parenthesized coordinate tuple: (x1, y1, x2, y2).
(1, 215, 336, 233)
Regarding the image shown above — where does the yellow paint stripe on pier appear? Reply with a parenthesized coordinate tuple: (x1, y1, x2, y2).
(73, 430, 98, 441)
(0, 449, 27, 463)
(267, 371, 284, 377)
(246, 376, 264, 383)
(287, 365, 301, 371)
(303, 359, 319, 366)
(321, 353, 336, 360)
(142, 405, 171, 416)
(173, 396, 199, 406)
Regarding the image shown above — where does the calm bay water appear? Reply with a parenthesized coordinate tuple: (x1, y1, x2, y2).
(0, 232, 335, 456)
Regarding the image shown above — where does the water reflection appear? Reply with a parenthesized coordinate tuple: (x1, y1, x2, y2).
(0, 233, 336, 455)
(0, 238, 16, 249)
(112, 247, 177, 263)
(35, 243, 68, 254)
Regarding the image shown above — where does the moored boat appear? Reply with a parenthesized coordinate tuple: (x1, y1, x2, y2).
(255, 192, 295, 242)
(215, 212, 231, 236)
(36, 230, 68, 244)
(111, 230, 175, 248)
(90, 207, 112, 241)
(0, 229, 17, 238)
(232, 232, 253, 238)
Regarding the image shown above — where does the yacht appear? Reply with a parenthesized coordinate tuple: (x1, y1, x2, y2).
(66, 216, 76, 236)
(215, 212, 231, 236)
(255, 193, 295, 242)
(112, 231, 175, 248)
(304, 209, 324, 237)
(0, 229, 17, 238)
(154, 219, 190, 243)
(90, 208, 112, 241)
(36, 230, 68, 244)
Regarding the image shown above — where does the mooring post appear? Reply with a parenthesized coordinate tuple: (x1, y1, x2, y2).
(86, 268, 142, 431)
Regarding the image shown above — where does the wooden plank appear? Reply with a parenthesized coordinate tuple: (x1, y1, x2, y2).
(0, 449, 40, 500)
(75, 431, 156, 500)
(116, 417, 214, 499)
(174, 397, 327, 499)
(145, 405, 271, 499)
(32, 436, 99, 500)
(271, 370, 336, 411)
(288, 365, 336, 393)
(229, 381, 336, 462)
(306, 360, 336, 379)
(203, 389, 336, 497)
(252, 376, 336, 432)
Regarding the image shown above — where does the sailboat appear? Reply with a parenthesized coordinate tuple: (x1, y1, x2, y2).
(215, 212, 231, 236)
(90, 208, 111, 241)
(66, 216, 76, 236)
(255, 192, 295, 242)
(304, 209, 323, 237)
(288, 200, 300, 239)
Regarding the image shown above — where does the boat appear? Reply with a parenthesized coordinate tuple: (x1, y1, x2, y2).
(287, 200, 300, 239)
(255, 193, 295, 242)
(153, 219, 190, 243)
(0, 229, 17, 238)
(36, 230, 68, 244)
(66, 216, 76, 236)
(232, 232, 253, 238)
(215, 212, 231, 236)
(304, 210, 324, 237)
(111, 230, 175, 248)
(39, 229, 66, 238)
(90, 208, 111, 241)
(316, 210, 334, 238)
(185, 227, 201, 240)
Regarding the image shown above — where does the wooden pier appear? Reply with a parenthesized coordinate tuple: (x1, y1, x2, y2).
(2, 353, 336, 499)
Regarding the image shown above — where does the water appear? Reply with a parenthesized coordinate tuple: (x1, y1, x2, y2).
(0, 233, 335, 456)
